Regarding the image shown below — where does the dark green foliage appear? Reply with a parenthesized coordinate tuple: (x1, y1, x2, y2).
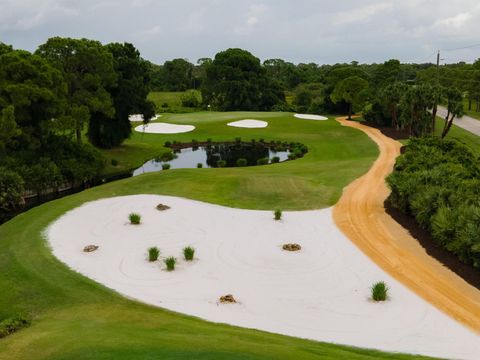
(217, 160, 227, 168)
(274, 209, 282, 220)
(0, 315, 30, 338)
(162, 163, 171, 170)
(271, 156, 280, 164)
(371, 282, 388, 301)
(0, 168, 24, 211)
(387, 137, 480, 267)
(197, 163, 203, 168)
(164, 256, 176, 271)
(111, 159, 119, 166)
(181, 90, 201, 108)
(257, 158, 268, 165)
(201, 48, 285, 111)
(129, 213, 141, 225)
(183, 246, 195, 261)
(156, 151, 175, 162)
(148, 247, 160, 262)
(236, 158, 247, 167)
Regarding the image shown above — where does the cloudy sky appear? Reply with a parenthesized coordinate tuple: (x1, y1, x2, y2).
(1, 0, 479, 65)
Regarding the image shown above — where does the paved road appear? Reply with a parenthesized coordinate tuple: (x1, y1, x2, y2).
(437, 106, 480, 136)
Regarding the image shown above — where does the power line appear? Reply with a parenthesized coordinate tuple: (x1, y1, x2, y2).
(440, 42, 480, 52)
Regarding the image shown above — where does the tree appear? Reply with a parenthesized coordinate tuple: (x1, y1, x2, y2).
(441, 88, 464, 138)
(380, 82, 407, 130)
(201, 48, 285, 111)
(87, 42, 155, 148)
(0, 167, 24, 211)
(0, 106, 20, 151)
(330, 76, 369, 119)
(162, 58, 194, 91)
(36, 37, 117, 143)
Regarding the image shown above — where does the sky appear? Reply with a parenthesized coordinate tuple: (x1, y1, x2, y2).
(1, 0, 479, 65)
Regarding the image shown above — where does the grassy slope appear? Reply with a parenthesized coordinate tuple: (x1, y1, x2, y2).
(0, 113, 435, 359)
(148, 91, 201, 114)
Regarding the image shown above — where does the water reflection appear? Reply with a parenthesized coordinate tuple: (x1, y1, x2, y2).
(133, 144, 290, 176)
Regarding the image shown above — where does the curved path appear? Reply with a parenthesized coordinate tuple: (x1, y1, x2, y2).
(333, 117, 480, 332)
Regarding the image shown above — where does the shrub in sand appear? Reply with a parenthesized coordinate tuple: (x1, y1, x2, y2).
(162, 163, 171, 170)
(148, 247, 160, 262)
(219, 294, 236, 304)
(183, 246, 195, 261)
(371, 281, 389, 301)
(129, 213, 141, 225)
(164, 257, 176, 271)
(274, 209, 282, 221)
(236, 158, 247, 167)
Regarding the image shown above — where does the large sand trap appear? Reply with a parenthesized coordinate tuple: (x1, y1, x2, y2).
(294, 114, 328, 121)
(334, 116, 480, 334)
(47, 195, 480, 360)
(135, 122, 195, 134)
(129, 114, 161, 122)
(227, 119, 268, 128)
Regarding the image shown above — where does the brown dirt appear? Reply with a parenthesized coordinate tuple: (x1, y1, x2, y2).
(282, 244, 302, 251)
(219, 294, 236, 304)
(333, 116, 480, 333)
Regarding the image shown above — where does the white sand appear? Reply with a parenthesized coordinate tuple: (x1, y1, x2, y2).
(47, 195, 480, 360)
(129, 114, 161, 122)
(294, 114, 328, 121)
(134, 122, 195, 134)
(227, 119, 268, 128)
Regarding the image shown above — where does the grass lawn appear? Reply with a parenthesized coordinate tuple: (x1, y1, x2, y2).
(148, 91, 202, 114)
(435, 117, 480, 155)
(0, 112, 437, 359)
(463, 98, 480, 120)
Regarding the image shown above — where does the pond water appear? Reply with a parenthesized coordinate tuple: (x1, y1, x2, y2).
(133, 144, 290, 176)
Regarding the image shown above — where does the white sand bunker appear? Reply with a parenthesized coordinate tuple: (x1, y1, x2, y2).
(294, 114, 328, 121)
(129, 114, 161, 122)
(135, 122, 195, 134)
(47, 195, 480, 360)
(227, 119, 268, 128)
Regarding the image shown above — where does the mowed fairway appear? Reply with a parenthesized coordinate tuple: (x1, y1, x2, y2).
(0, 113, 436, 359)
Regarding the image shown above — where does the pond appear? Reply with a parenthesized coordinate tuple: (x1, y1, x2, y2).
(133, 143, 291, 176)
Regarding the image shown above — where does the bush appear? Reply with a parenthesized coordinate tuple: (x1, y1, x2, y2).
(235, 137, 241, 144)
(0, 167, 24, 211)
(110, 158, 119, 166)
(271, 156, 280, 164)
(287, 153, 297, 160)
(183, 246, 195, 261)
(257, 158, 269, 165)
(236, 158, 248, 167)
(164, 256, 176, 271)
(371, 281, 388, 301)
(181, 90, 201, 108)
(164, 141, 172, 147)
(162, 163, 171, 170)
(156, 151, 176, 162)
(197, 163, 203, 168)
(148, 247, 160, 262)
(129, 213, 141, 225)
(217, 160, 227, 168)
(0, 315, 30, 339)
(274, 209, 282, 220)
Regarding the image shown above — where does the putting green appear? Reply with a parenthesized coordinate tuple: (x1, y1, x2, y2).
(0, 112, 435, 359)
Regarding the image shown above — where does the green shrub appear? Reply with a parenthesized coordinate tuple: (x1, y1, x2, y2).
(164, 141, 172, 147)
(0, 315, 30, 339)
(371, 281, 388, 301)
(217, 160, 227, 168)
(271, 156, 280, 164)
(235, 137, 241, 144)
(257, 158, 269, 165)
(197, 163, 203, 168)
(183, 246, 195, 261)
(181, 90, 201, 108)
(274, 209, 282, 220)
(129, 213, 141, 225)
(164, 256, 176, 271)
(110, 158, 119, 166)
(148, 247, 160, 262)
(287, 153, 297, 160)
(236, 158, 248, 167)
(156, 151, 176, 162)
(162, 163, 171, 170)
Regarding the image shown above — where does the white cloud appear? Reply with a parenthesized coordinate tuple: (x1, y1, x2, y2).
(333, 1, 393, 25)
(234, 3, 268, 35)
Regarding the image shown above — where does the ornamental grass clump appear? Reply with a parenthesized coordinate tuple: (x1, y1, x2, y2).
(183, 246, 195, 261)
(129, 213, 141, 225)
(148, 247, 160, 262)
(274, 209, 282, 221)
(164, 256, 176, 271)
(371, 281, 388, 301)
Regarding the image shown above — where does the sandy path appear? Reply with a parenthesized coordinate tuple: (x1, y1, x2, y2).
(333, 117, 480, 332)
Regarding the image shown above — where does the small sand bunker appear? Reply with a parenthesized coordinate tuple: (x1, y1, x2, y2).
(227, 119, 268, 128)
(135, 122, 195, 134)
(129, 114, 161, 122)
(294, 114, 328, 121)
